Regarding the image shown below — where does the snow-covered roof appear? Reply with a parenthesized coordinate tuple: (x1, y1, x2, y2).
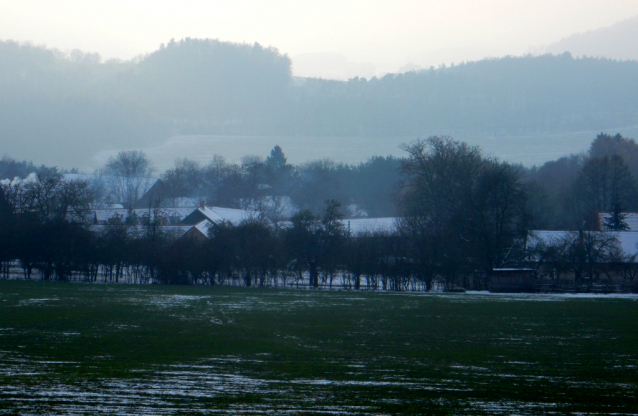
(192, 220, 213, 237)
(341, 217, 398, 235)
(529, 230, 638, 257)
(276, 217, 398, 235)
(209, 207, 257, 224)
(180, 206, 257, 226)
(597, 212, 638, 231)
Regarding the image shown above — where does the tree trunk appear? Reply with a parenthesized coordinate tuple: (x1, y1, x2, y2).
(309, 263, 319, 288)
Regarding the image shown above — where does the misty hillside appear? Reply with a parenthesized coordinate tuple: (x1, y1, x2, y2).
(289, 53, 638, 137)
(546, 15, 638, 61)
(0, 39, 292, 166)
(2, 38, 638, 168)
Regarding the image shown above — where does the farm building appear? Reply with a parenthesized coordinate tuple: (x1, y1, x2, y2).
(526, 230, 638, 292)
(528, 230, 638, 261)
(87, 205, 254, 242)
(180, 204, 256, 226)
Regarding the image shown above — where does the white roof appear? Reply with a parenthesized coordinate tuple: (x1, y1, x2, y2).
(598, 212, 638, 231)
(341, 217, 397, 235)
(209, 206, 257, 224)
(187, 206, 257, 225)
(276, 217, 398, 235)
(529, 230, 638, 257)
(193, 220, 213, 236)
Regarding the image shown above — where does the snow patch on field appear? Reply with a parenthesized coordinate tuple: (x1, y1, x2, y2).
(17, 298, 59, 306)
(2, 355, 635, 415)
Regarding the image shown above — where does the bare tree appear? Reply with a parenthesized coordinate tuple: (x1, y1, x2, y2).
(284, 200, 346, 288)
(105, 150, 153, 177)
(104, 150, 155, 207)
(398, 137, 529, 288)
(9, 171, 94, 222)
(534, 231, 628, 284)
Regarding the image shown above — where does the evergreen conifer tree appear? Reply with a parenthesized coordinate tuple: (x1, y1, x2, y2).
(603, 193, 629, 231)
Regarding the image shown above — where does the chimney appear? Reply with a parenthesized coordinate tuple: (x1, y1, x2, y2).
(200, 200, 206, 209)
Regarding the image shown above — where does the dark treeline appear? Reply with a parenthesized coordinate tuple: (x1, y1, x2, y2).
(2, 134, 638, 291)
(136, 132, 638, 228)
(3, 38, 638, 166)
(0, 182, 418, 290)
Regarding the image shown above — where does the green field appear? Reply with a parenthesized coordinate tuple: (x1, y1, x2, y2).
(0, 281, 637, 415)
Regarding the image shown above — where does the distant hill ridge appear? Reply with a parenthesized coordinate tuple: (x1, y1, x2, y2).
(546, 15, 638, 61)
(1, 38, 638, 168)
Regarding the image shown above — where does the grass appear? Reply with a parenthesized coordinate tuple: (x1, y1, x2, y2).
(0, 280, 637, 414)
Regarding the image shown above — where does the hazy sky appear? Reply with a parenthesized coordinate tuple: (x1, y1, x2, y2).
(2, 0, 638, 78)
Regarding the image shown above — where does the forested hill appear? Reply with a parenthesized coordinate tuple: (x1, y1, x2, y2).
(290, 53, 638, 137)
(0, 39, 291, 165)
(2, 38, 638, 167)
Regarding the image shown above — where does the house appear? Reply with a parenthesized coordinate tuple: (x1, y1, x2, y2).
(179, 204, 257, 226)
(526, 230, 638, 291)
(181, 220, 214, 243)
(528, 230, 638, 260)
(86, 204, 256, 242)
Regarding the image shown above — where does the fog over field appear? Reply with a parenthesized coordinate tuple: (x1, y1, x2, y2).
(91, 127, 638, 173)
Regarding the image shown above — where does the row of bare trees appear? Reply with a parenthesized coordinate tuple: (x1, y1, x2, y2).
(0, 186, 426, 288)
(2, 136, 638, 290)
(526, 231, 638, 287)
(0, 171, 95, 280)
